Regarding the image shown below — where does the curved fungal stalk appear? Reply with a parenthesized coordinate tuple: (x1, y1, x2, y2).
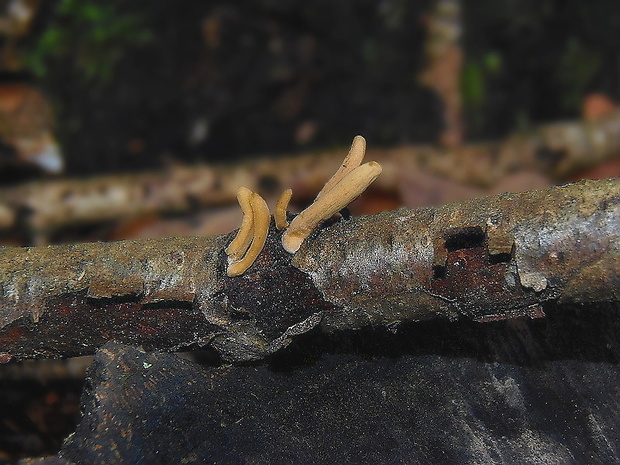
(282, 161, 382, 253)
(227, 192, 271, 277)
(275, 188, 293, 230)
(225, 187, 255, 261)
(315, 135, 366, 200)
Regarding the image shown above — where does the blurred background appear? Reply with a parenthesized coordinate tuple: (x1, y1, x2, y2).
(1, 0, 620, 461)
(0, 0, 619, 246)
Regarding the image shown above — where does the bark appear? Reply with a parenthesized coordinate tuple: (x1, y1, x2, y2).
(1, 112, 620, 238)
(0, 178, 618, 362)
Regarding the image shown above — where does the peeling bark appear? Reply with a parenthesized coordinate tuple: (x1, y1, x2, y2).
(0, 178, 618, 362)
(294, 178, 620, 331)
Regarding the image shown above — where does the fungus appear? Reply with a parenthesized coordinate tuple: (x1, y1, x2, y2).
(227, 192, 271, 277)
(281, 136, 382, 253)
(226, 135, 381, 272)
(225, 186, 255, 261)
(275, 188, 292, 230)
(315, 135, 366, 200)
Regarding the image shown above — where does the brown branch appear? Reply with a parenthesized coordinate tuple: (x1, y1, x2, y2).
(419, 0, 464, 147)
(0, 178, 618, 363)
(1, 112, 620, 239)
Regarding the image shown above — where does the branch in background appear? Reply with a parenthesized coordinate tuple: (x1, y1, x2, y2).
(419, 0, 463, 147)
(2, 112, 620, 241)
(0, 178, 617, 363)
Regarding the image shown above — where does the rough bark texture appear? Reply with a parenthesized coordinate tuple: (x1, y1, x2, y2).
(295, 178, 620, 331)
(21, 304, 620, 465)
(1, 111, 620, 238)
(0, 227, 332, 363)
(0, 178, 618, 362)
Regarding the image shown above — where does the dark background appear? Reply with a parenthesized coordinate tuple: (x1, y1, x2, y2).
(14, 0, 620, 174)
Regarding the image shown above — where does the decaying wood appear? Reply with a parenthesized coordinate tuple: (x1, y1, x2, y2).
(0, 178, 618, 362)
(1, 112, 620, 238)
(295, 178, 620, 331)
(28, 306, 620, 465)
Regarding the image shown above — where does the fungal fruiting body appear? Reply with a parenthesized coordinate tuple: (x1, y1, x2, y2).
(225, 135, 382, 276)
(225, 187, 254, 261)
(281, 136, 382, 253)
(315, 135, 366, 200)
(275, 188, 292, 230)
(226, 188, 271, 277)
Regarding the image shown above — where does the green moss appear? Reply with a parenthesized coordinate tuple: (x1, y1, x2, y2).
(461, 52, 503, 131)
(20, 0, 152, 85)
(461, 62, 484, 107)
(482, 51, 501, 74)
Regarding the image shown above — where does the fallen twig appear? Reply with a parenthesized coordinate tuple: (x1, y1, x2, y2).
(1, 112, 620, 240)
(0, 178, 617, 363)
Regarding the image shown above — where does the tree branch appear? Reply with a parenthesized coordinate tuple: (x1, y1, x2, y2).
(2, 112, 620, 239)
(0, 178, 618, 363)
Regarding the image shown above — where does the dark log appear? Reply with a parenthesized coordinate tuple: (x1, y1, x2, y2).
(25, 302, 620, 464)
(0, 178, 618, 362)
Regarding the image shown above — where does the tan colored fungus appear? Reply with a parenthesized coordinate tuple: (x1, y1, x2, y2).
(227, 192, 271, 277)
(275, 188, 293, 230)
(226, 135, 381, 271)
(282, 160, 382, 253)
(225, 186, 255, 261)
(315, 135, 366, 200)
